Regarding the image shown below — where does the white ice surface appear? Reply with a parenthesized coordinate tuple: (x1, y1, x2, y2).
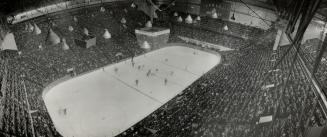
(43, 46, 220, 137)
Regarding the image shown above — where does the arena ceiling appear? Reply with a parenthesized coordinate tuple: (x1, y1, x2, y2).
(0, 0, 327, 20)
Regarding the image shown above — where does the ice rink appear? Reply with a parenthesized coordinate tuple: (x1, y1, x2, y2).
(43, 46, 221, 137)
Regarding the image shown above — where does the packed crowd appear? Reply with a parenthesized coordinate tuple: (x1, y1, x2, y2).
(0, 60, 34, 137)
(168, 14, 268, 50)
(0, 2, 326, 137)
(1, 3, 147, 137)
(118, 33, 327, 137)
(299, 38, 321, 71)
(299, 38, 327, 92)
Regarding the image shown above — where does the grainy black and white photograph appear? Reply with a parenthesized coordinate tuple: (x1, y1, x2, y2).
(0, 0, 327, 137)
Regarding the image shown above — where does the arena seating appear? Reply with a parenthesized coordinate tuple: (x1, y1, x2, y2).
(299, 39, 327, 91)
(117, 41, 326, 137)
(0, 4, 148, 137)
(0, 60, 34, 137)
(0, 3, 326, 137)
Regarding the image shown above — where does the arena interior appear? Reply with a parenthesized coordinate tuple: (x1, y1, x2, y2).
(1, 0, 327, 137)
